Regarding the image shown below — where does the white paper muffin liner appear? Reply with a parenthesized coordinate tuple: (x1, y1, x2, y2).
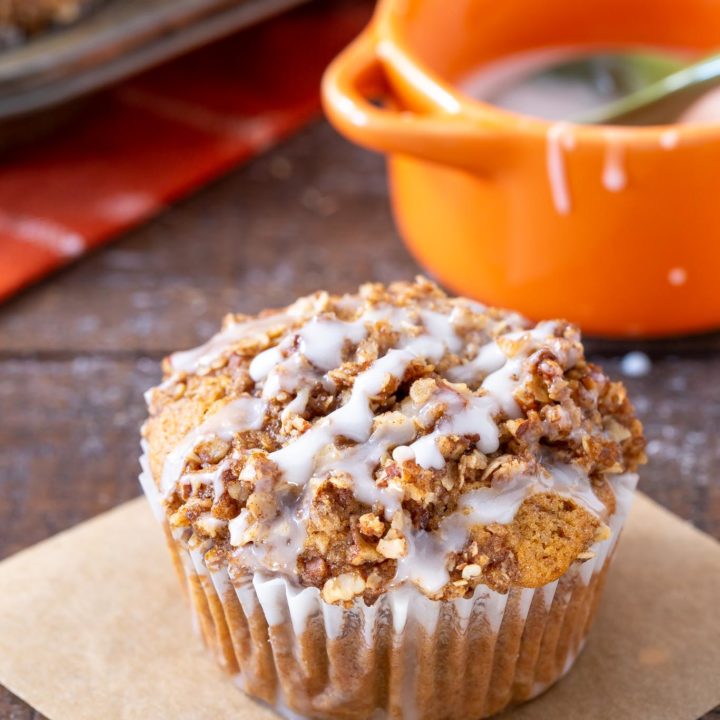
(140, 449, 636, 720)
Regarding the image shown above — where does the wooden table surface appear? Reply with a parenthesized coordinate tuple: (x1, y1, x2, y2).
(1, 120, 718, 718)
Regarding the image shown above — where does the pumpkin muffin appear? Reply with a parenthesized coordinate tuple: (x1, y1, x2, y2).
(141, 277, 645, 719)
(0, 0, 96, 37)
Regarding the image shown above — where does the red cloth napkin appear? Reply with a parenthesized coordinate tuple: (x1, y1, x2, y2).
(0, 1, 370, 302)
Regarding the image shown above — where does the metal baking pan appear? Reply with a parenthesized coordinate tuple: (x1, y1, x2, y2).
(0, 0, 308, 121)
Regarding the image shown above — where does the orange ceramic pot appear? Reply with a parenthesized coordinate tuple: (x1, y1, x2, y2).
(322, 0, 720, 337)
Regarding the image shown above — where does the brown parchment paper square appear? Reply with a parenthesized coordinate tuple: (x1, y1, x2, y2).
(0, 492, 718, 720)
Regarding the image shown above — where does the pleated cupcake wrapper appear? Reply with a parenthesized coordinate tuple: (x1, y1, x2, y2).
(140, 448, 637, 720)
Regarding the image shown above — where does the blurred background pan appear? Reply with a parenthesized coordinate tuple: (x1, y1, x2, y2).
(0, 0, 308, 150)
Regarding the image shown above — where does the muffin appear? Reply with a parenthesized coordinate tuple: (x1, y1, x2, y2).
(140, 278, 645, 719)
(0, 0, 97, 38)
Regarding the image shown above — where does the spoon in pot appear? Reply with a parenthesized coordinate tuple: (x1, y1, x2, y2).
(487, 49, 720, 125)
(570, 50, 720, 124)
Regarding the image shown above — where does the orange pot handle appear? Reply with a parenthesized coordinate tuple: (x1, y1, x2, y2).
(322, 29, 510, 173)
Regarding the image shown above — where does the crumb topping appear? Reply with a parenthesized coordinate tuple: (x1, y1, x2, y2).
(143, 278, 645, 604)
(1, 0, 93, 34)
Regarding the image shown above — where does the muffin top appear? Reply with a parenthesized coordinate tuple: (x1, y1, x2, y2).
(143, 278, 645, 605)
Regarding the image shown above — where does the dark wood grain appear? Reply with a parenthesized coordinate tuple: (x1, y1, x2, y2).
(1, 121, 718, 719)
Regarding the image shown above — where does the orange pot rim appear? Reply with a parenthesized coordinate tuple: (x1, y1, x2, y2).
(372, 0, 720, 147)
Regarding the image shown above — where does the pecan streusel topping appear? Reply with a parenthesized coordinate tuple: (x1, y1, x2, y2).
(143, 278, 645, 605)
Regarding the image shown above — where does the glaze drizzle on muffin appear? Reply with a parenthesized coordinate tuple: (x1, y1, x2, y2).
(143, 278, 645, 604)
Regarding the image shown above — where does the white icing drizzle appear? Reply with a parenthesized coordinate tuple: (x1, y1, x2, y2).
(171, 312, 293, 376)
(161, 397, 265, 495)
(196, 513, 227, 534)
(318, 415, 416, 513)
(545, 464, 607, 515)
(481, 321, 559, 417)
(403, 387, 499, 469)
(298, 318, 367, 370)
(281, 387, 310, 423)
(395, 526, 459, 594)
(168, 292, 334, 381)
(269, 348, 417, 487)
(229, 504, 308, 573)
(459, 481, 531, 525)
(249, 344, 284, 382)
(546, 122, 574, 215)
(157, 294, 612, 599)
(178, 463, 230, 500)
(391, 445, 416, 463)
(251, 315, 368, 403)
(602, 131, 627, 192)
(394, 463, 605, 594)
(446, 341, 506, 384)
(261, 353, 316, 400)
(418, 310, 463, 354)
(266, 305, 499, 489)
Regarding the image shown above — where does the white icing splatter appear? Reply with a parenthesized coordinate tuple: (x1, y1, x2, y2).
(620, 351, 652, 378)
(668, 267, 687, 286)
(660, 130, 679, 150)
